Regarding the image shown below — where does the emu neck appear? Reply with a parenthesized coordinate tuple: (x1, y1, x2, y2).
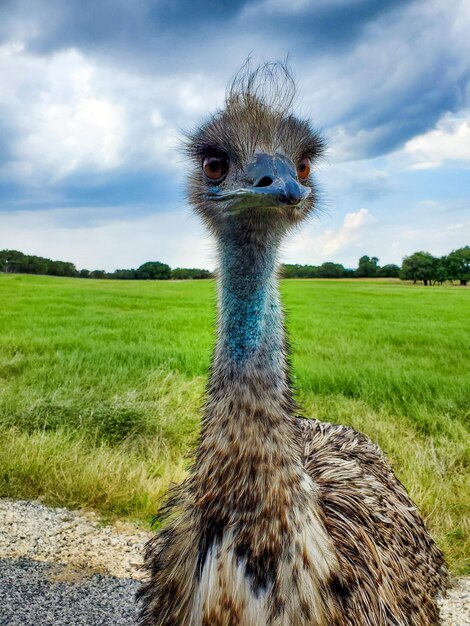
(213, 232, 287, 384)
(197, 229, 299, 506)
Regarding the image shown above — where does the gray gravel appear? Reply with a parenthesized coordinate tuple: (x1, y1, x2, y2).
(0, 500, 468, 625)
(0, 558, 138, 625)
(0, 500, 149, 580)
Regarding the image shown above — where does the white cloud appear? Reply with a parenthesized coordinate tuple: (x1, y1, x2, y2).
(283, 207, 470, 267)
(395, 220, 470, 254)
(370, 218, 470, 262)
(322, 208, 375, 255)
(297, 0, 470, 162)
(0, 43, 224, 184)
(0, 46, 126, 180)
(404, 110, 470, 169)
(241, 0, 357, 17)
(284, 208, 376, 265)
(320, 160, 395, 199)
(0, 207, 214, 272)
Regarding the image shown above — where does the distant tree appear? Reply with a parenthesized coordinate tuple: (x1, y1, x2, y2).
(446, 246, 470, 286)
(0, 250, 79, 276)
(316, 262, 345, 278)
(90, 270, 106, 279)
(282, 264, 316, 278)
(282, 264, 301, 278)
(24, 255, 48, 274)
(47, 261, 61, 276)
(171, 268, 186, 279)
(282, 263, 353, 278)
(301, 265, 320, 278)
(110, 269, 137, 280)
(136, 261, 171, 280)
(400, 251, 437, 286)
(171, 267, 213, 279)
(432, 257, 449, 285)
(62, 262, 78, 277)
(46, 260, 77, 277)
(356, 255, 379, 277)
(378, 264, 400, 278)
(0, 250, 27, 273)
(79, 269, 91, 278)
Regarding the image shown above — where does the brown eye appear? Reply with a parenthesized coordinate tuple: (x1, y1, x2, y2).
(203, 156, 229, 181)
(297, 158, 311, 181)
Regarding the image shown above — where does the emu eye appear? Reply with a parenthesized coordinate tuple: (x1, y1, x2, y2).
(203, 156, 229, 181)
(297, 158, 311, 181)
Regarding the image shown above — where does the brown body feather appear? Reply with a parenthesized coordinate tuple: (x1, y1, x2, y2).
(138, 62, 447, 625)
(138, 382, 447, 625)
(299, 418, 447, 625)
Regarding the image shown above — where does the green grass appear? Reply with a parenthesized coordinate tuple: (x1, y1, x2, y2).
(0, 274, 468, 573)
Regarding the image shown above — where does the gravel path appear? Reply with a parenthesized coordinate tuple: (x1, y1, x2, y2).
(0, 558, 138, 625)
(0, 499, 150, 580)
(0, 499, 468, 625)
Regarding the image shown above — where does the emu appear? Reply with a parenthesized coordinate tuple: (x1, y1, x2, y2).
(138, 63, 447, 626)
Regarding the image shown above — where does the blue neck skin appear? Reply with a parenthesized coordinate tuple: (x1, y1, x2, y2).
(215, 230, 285, 371)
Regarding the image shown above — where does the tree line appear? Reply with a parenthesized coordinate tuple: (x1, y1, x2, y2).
(283, 248, 469, 286)
(0, 247, 468, 285)
(0, 251, 212, 281)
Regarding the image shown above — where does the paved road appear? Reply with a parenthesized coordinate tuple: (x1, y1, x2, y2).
(0, 558, 139, 625)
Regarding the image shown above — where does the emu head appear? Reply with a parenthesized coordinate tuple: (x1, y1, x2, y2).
(184, 62, 325, 242)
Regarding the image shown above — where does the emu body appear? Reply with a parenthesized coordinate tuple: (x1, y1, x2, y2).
(138, 64, 447, 626)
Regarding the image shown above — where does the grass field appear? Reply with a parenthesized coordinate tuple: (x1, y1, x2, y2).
(0, 274, 468, 574)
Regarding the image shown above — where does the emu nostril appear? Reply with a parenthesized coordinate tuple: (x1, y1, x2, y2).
(255, 176, 273, 188)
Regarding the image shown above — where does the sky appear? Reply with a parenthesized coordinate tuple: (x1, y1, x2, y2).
(0, 0, 469, 272)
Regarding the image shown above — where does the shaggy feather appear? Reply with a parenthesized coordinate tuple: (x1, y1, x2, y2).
(137, 62, 448, 626)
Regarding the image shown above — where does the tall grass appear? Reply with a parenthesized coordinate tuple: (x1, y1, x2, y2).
(0, 274, 468, 573)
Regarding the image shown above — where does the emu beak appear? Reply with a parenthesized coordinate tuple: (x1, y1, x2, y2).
(208, 153, 311, 208)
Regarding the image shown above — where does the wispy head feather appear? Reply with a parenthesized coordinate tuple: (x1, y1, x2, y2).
(185, 60, 323, 167)
(226, 60, 297, 116)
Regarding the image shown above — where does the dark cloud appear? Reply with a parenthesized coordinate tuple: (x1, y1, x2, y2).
(0, 169, 179, 214)
(303, 3, 469, 160)
(1, 0, 249, 64)
(0, 116, 18, 163)
(242, 0, 414, 52)
(336, 70, 460, 159)
(0, 0, 469, 207)
(2, 0, 413, 67)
